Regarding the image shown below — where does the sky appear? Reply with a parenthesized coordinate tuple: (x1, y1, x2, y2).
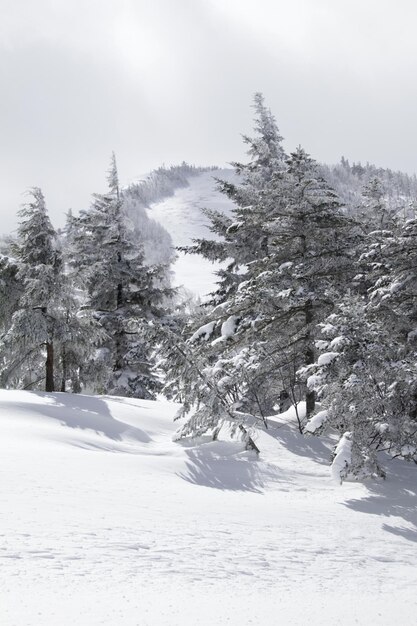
(1, 0, 417, 233)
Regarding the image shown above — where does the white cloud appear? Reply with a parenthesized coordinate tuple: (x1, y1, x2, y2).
(1, 0, 417, 233)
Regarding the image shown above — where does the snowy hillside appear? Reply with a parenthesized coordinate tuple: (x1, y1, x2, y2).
(146, 169, 235, 298)
(1, 390, 416, 625)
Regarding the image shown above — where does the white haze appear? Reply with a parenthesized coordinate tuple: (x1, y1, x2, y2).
(1, 0, 417, 232)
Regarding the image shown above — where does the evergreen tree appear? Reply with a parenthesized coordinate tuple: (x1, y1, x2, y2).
(304, 210, 417, 479)
(0, 253, 21, 333)
(181, 92, 287, 304)
(1, 189, 61, 391)
(302, 298, 391, 480)
(163, 98, 359, 444)
(68, 154, 173, 397)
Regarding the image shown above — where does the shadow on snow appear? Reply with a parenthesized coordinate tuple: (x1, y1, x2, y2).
(177, 440, 264, 493)
(269, 422, 333, 466)
(342, 458, 417, 543)
(12, 391, 152, 445)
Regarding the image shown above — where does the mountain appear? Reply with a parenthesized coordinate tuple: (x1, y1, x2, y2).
(140, 160, 417, 299)
(145, 168, 235, 299)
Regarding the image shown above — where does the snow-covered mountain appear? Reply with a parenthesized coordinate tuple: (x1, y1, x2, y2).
(146, 169, 235, 299)
(1, 389, 416, 625)
(144, 162, 417, 300)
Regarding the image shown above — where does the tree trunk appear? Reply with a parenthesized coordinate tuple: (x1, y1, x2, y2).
(60, 345, 66, 392)
(45, 341, 55, 392)
(114, 278, 124, 373)
(305, 300, 315, 416)
(238, 424, 260, 455)
(279, 389, 291, 413)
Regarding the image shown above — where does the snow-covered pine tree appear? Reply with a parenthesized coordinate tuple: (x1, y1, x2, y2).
(0, 253, 21, 335)
(161, 94, 289, 438)
(163, 99, 359, 444)
(207, 146, 361, 422)
(366, 216, 417, 459)
(180, 92, 287, 304)
(302, 298, 391, 480)
(1, 189, 61, 391)
(357, 176, 401, 233)
(303, 202, 417, 479)
(68, 154, 173, 398)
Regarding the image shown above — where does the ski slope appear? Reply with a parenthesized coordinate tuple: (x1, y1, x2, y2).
(146, 169, 235, 299)
(1, 390, 417, 625)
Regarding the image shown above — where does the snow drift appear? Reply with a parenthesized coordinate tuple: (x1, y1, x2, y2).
(1, 391, 417, 625)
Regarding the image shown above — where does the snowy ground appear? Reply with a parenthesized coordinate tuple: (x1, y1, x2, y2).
(1, 390, 417, 625)
(2, 170, 417, 624)
(146, 169, 235, 299)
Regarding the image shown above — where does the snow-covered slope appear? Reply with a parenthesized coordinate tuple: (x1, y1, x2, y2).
(146, 169, 235, 299)
(1, 390, 416, 625)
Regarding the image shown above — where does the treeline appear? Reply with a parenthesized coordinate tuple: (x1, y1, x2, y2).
(158, 93, 417, 481)
(127, 162, 213, 209)
(322, 158, 417, 217)
(0, 156, 183, 396)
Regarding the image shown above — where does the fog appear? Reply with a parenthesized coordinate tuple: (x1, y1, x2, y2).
(1, 0, 417, 232)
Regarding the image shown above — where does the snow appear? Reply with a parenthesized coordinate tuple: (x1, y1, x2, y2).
(407, 327, 417, 341)
(376, 422, 390, 434)
(221, 315, 239, 338)
(146, 169, 235, 299)
(401, 444, 416, 457)
(278, 261, 293, 271)
(317, 351, 339, 366)
(1, 390, 417, 625)
(189, 320, 216, 342)
(211, 316, 240, 345)
(331, 431, 352, 483)
(304, 409, 328, 433)
(390, 281, 403, 294)
(329, 335, 347, 349)
(307, 373, 322, 390)
(320, 322, 336, 336)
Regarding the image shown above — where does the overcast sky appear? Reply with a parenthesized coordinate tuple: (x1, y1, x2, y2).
(1, 0, 417, 234)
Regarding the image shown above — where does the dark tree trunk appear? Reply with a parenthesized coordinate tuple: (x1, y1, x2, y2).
(305, 300, 315, 416)
(60, 346, 66, 392)
(117, 281, 123, 308)
(45, 341, 55, 392)
(114, 277, 124, 372)
(279, 390, 291, 413)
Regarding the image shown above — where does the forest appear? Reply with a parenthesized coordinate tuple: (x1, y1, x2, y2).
(2, 94, 417, 483)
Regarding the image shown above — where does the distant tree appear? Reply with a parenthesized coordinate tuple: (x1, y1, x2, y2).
(359, 177, 395, 231)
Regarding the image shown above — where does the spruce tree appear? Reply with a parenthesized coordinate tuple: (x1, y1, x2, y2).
(304, 205, 417, 479)
(163, 98, 359, 444)
(68, 154, 172, 397)
(1, 189, 61, 391)
(181, 92, 287, 304)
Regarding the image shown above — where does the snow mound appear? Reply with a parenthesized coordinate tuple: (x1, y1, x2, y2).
(1, 390, 417, 625)
(331, 431, 352, 482)
(304, 409, 328, 433)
